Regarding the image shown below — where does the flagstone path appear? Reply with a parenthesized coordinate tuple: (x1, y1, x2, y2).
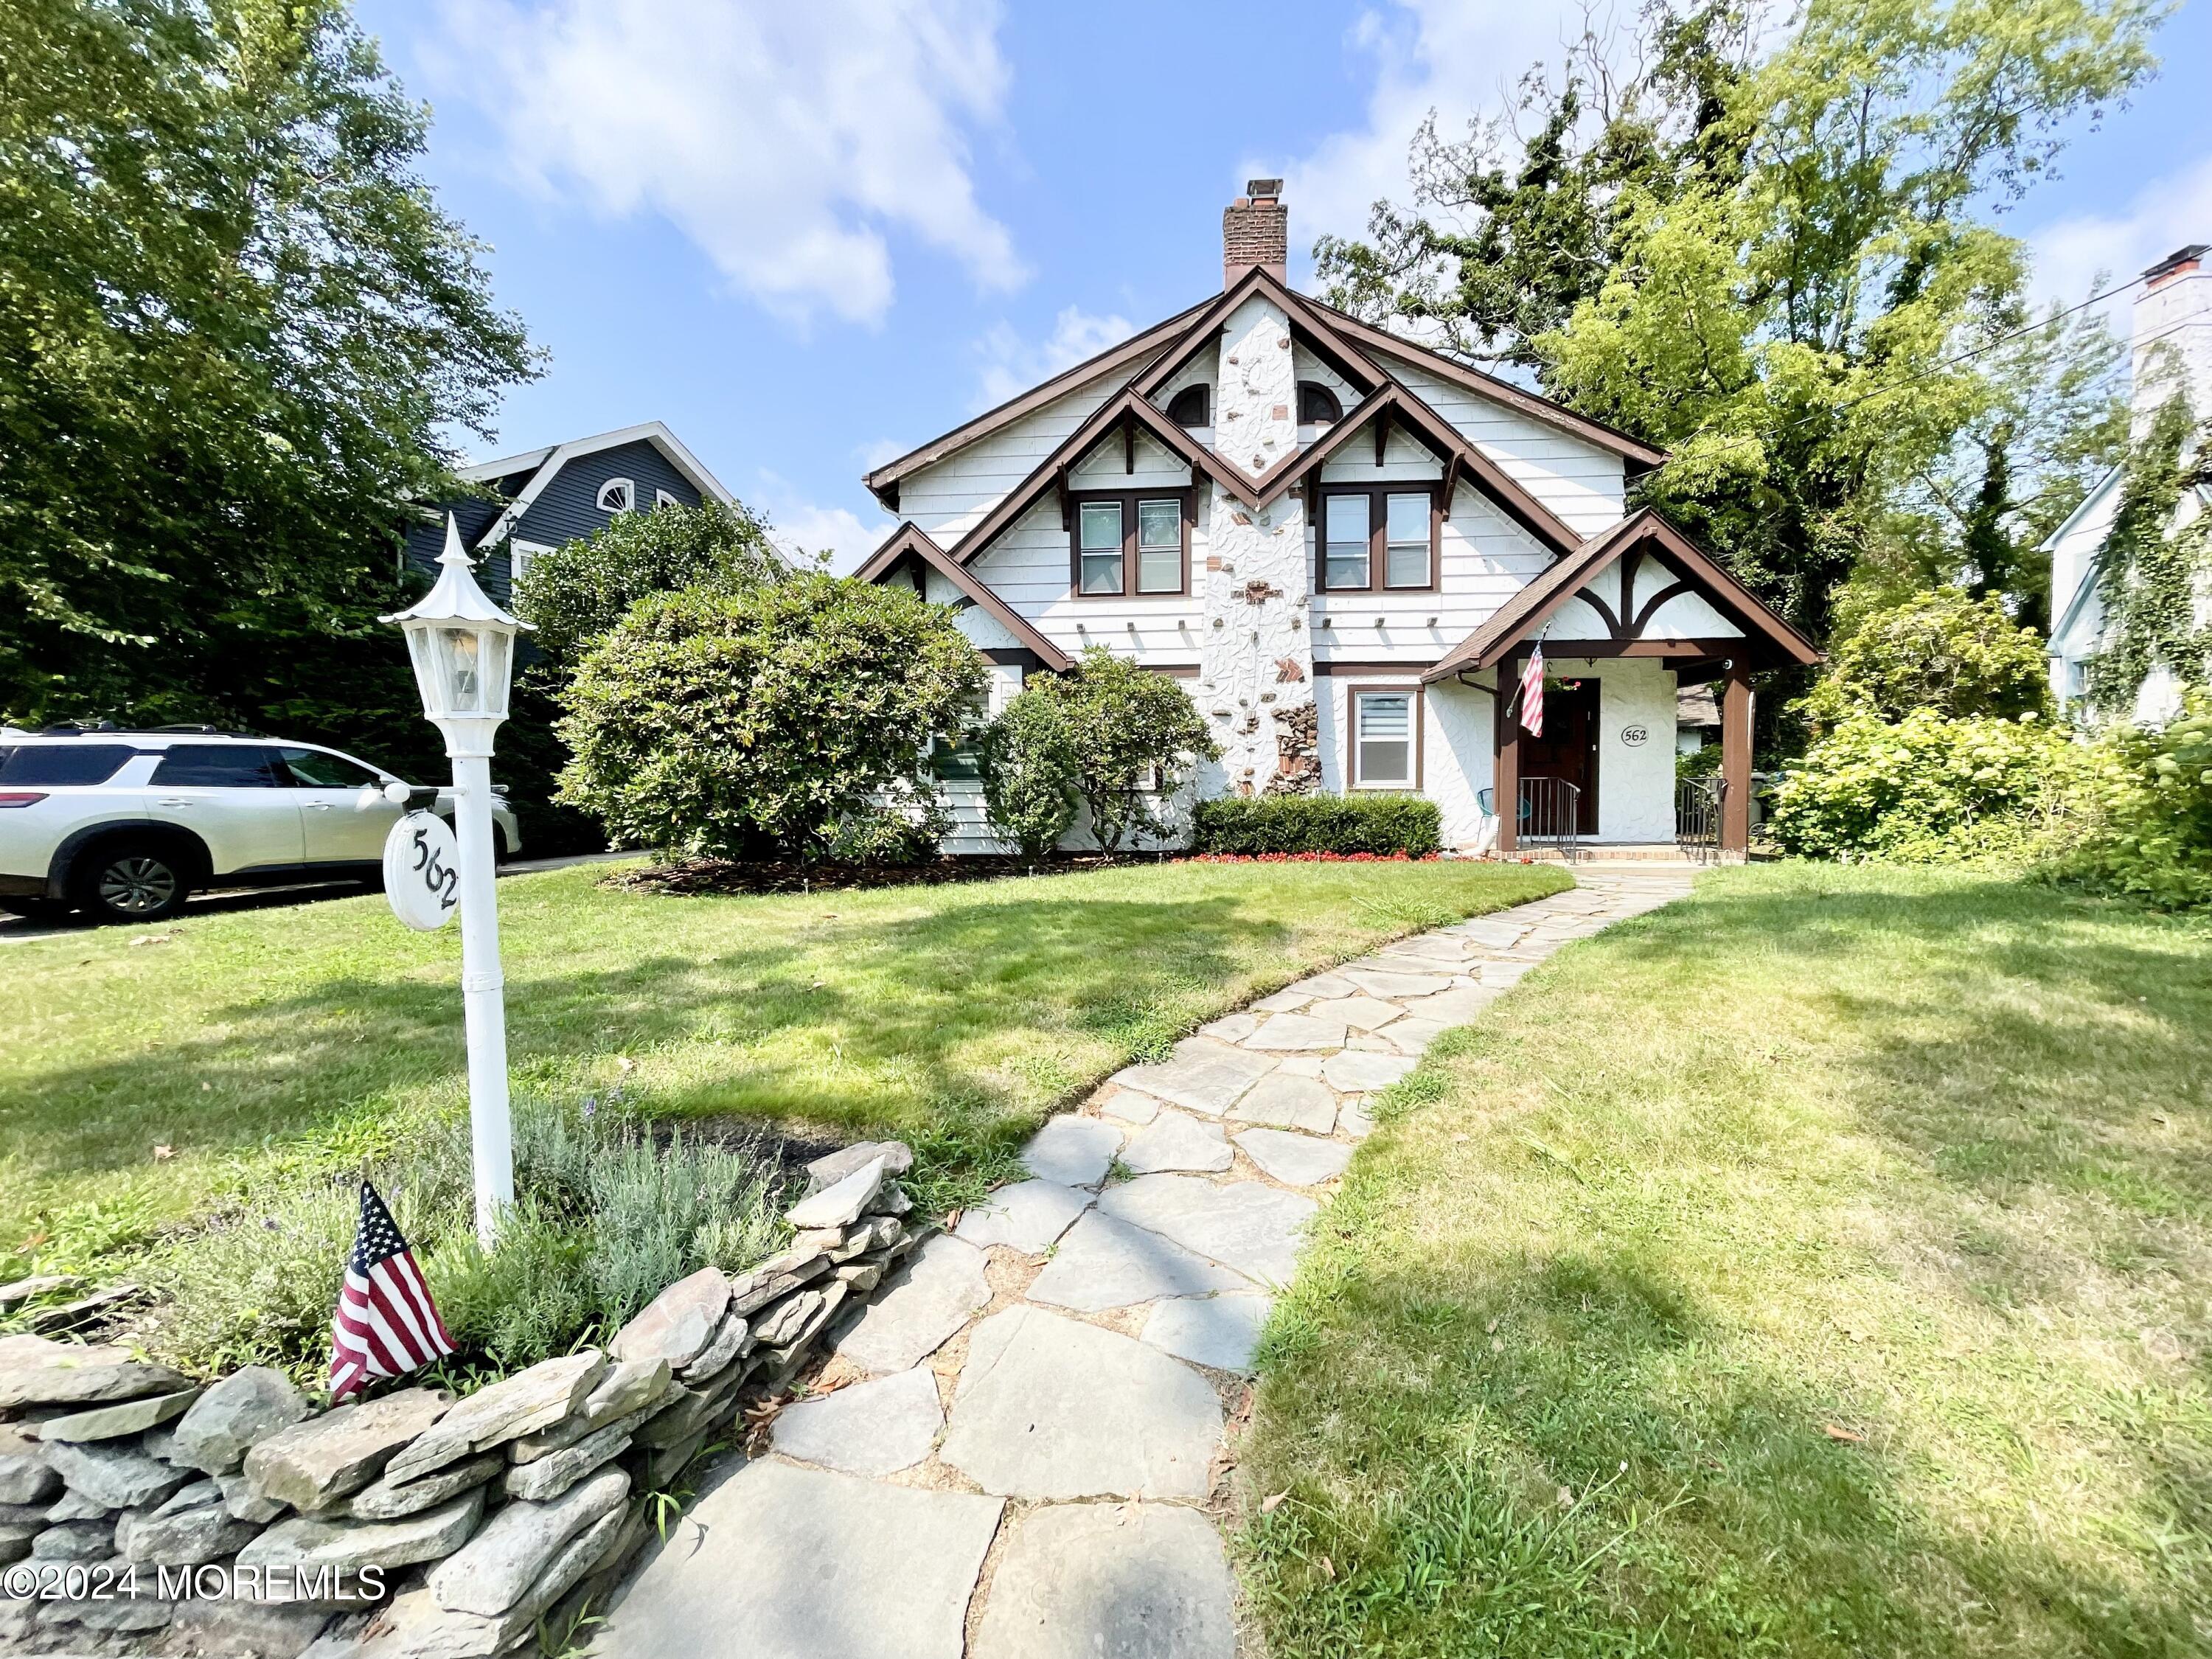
(597, 869, 1694, 1659)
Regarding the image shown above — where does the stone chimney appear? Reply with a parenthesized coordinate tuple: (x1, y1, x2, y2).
(1223, 180, 1287, 288)
(2132, 242, 2211, 437)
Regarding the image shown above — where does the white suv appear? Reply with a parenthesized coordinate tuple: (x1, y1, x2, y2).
(0, 727, 521, 925)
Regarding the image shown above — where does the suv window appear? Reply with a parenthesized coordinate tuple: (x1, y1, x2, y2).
(277, 748, 383, 789)
(149, 745, 282, 788)
(0, 744, 138, 785)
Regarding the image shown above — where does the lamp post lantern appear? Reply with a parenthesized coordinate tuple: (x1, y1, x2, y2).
(381, 515, 532, 1246)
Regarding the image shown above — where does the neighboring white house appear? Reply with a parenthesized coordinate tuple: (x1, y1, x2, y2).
(860, 183, 1818, 856)
(2046, 243, 2212, 724)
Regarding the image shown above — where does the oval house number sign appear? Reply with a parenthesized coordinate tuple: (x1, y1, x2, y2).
(383, 811, 461, 931)
(1621, 724, 1650, 747)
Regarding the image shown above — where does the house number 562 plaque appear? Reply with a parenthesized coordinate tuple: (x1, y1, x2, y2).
(383, 811, 461, 931)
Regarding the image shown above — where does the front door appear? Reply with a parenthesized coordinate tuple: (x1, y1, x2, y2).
(1519, 676, 1600, 835)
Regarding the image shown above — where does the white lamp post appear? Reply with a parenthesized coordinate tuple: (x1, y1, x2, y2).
(381, 515, 532, 1247)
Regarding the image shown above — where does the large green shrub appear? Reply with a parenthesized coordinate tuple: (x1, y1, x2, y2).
(979, 689, 1080, 861)
(1768, 709, 2087, 863)
(1798, 588, 2053, 731)
(2047, 692, 2212, 908)
(556, 576, 987, 862)
(512, 500, 788, 666)
(1192, 793, 1442, 857)
(1031, 648, 1219, 852)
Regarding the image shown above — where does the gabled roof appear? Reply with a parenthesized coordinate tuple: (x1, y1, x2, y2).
(1422, 509, 1818, 682)
(465, 421, 737, 551)
(860, 269, 1666, 515)
(857, 523, 1075, 672)
(933, 290, 1588, 566)
(944, 386, 1259, 565)
(863, 299, 1217, 509)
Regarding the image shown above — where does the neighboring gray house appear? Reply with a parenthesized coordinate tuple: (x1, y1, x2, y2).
(403, 421, 736, 602)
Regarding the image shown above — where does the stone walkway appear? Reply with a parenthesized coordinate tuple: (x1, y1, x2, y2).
(598, 870, 1694, 1659)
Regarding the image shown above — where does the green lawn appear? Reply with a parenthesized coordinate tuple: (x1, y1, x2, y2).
(0, 858, 1565, 1272)
(1240, 863, 2212, 1659)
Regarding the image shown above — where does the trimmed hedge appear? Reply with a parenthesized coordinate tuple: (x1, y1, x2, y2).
(1192, 792, 1442, 858)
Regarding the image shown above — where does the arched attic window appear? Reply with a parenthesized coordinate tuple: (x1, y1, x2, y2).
(1166, 384, 1211, 428)
(1297, 382, 1343, 425)
(597, 477, 636, 513)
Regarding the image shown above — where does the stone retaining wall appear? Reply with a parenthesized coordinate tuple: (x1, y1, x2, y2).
(0, 1142, 921, 1658)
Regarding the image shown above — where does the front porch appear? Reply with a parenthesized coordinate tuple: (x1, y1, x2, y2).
(1425, 509, 1820, 860)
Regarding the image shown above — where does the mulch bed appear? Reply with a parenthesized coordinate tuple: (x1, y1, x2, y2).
(605, 853, 1166, 896)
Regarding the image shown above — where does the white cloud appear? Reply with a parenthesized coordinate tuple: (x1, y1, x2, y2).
(972, 306, 1135, 411)
(442, 0, 1025, 326)
(2028, 153, 2212, 318)
(1266, 0, 1592, 264)
(754, 473, 892, 574)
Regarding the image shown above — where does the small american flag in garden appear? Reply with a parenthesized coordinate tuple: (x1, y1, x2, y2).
(330, 1181, 453, 1401)
(1519, 641, 1547, 736)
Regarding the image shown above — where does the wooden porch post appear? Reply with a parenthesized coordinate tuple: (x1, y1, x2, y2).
(1495, 652, 1520, 855)
(1720, 660, 1752, 857)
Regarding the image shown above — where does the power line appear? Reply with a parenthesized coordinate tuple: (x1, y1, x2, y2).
(1649, 272, 2143, 473)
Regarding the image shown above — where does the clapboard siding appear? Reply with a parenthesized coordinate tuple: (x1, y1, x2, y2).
(1381, 357, 1627, 534)
(1308, 487, 1553, 670)
(898, 374, 1137, 540)
(515, 440, 701, 548)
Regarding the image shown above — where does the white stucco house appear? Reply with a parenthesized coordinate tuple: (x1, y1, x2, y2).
(2046, 243, 2212, 725)
(860, 183, 1818, 856)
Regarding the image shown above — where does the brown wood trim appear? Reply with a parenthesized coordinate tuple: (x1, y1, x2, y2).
(855, 522, 1077, 672)
(1538, 637, 1747, 659)
(1494, 649, 1520, 852)
(1346, 681, 1425, 792)
(1631, 580, 1694, 633)
(1312, 481, 1441, 594)
(1067, 488, 1193, 598)
(1381, 378, 1584, 555)
(1296, 291, 1668, 468)
(1313, 658, 1433, 674)
(948, 389, 1245, 567)
(1576, 580, 1623, 636)
(1425, 509, 1822, 682)
(864, 297, 1214, 501)
(981, 647, 1040, 667)
(1722, 663, 1752, 852)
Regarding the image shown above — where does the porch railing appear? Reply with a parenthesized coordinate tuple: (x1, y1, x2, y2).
(1676, 776, 1725, 863)
(1517, 776, 1582, 862)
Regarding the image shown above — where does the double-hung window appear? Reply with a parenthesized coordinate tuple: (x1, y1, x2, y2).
(1070, 492, 1188, 597)
(1315, 485, 1437, 592)
(1350, 689, 1417, 788)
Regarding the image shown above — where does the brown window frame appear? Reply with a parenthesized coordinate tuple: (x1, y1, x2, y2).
(1166, 384, 1211, 428)
(1346, 683, 1425, 790)
(1313, 482, 1440, 594)
(1067, 489, 1192, 599)
(1296, 380, 1343, 425)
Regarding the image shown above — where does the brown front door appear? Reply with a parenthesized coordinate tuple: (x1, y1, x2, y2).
(1518, 675, 1599, 835)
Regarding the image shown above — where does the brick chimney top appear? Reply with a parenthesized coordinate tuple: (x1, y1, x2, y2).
(1224, 180, 1287, 289)
(2143, 243, 2208, 289)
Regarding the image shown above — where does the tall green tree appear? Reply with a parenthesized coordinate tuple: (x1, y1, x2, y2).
(1868, 293, 2129, 631)
(1320, 0, 2161, 656)
(0, 0, 535, 734)
(1318, 0, 1757, 372)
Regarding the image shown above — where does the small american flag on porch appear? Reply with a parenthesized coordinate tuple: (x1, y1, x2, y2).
(1518, 641, 1547, 737)
(330, 1181, 453, 1401)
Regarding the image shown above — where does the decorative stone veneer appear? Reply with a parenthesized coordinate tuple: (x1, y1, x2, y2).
(1197, 296, 1315, 796)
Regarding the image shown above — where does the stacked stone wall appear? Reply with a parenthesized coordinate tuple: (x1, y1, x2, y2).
(0, 1144, 924, 1658)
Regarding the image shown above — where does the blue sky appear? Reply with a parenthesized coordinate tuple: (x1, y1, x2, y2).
(354, 0, 2212, 570)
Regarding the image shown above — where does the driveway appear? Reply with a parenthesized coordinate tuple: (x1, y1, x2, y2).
(0, 852, 633, 943)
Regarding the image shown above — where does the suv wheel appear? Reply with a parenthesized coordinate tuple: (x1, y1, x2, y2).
(77, 845, 190, 923)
